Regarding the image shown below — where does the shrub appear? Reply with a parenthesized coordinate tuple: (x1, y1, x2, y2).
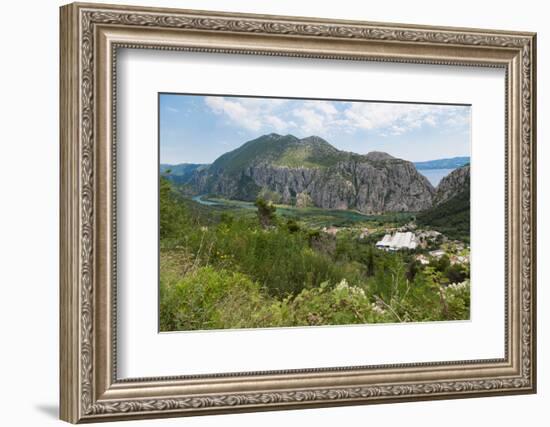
(160, 266, 267, 331)
(255, 197, 276, 228)
(270, 279, 393, 326)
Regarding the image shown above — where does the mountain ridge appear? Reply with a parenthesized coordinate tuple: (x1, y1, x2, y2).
(161, 134, 470, 215)
(171, 134, 435, 213)
(162, 151, 469, 174)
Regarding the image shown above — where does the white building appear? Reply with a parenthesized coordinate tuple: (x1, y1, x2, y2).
(429, 249, 446, 258)
(376, 232, 418, 251)
(322, 226, 340, 236)
(358, 228, 370, 239)
(415, 254, 430, 265)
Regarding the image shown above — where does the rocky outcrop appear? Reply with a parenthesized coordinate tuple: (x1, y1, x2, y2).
(195, 157, 435, 213)
(183, 133, 446, 213)
(164, 134, 471, 215)
(363, 151, 395, 161)
(434, 164, 470, 205)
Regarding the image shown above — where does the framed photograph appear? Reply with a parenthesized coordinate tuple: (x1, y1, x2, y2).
(60, 2, 537, 423)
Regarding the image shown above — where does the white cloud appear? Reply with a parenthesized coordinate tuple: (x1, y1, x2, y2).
(343, 103, 470, 137)
(204, 97, 262, 131)
(204, 97, 291, 132)
(311, 101, 338, 116)
(264, 115, 291, 133)
(292, 108, 327, 134)
(203, 96, 469, 139)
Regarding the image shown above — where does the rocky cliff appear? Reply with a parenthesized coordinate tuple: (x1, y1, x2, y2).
(189, 133, 436, 213)
(433, 164, 470, 205)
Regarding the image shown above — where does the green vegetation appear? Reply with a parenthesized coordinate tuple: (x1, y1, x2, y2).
(273, 145, 328, 168)
(160, 178, 470, 331)
(417, 186, 470, 242)
(209, 134, 344, 174)
(190, 195, 413, 229)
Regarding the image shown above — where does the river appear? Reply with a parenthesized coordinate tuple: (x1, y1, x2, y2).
(191, 195, 220, 206)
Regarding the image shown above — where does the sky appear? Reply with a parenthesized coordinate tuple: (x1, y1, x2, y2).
(159, 93, 471, 165)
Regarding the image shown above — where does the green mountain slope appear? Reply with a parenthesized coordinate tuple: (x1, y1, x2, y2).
(191, 133, 435, 212)
(160, 163, 208, 185)
(416, 184, 470, 241)
(209, 133, 348, 173)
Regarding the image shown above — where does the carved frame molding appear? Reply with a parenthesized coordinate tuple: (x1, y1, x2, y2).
(60, 2, 536, 423)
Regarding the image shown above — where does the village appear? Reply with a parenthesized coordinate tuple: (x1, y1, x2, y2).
(321, 222, 470, 268)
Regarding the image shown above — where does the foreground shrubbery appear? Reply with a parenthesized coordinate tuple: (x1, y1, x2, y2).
(159, 178, 470, 331)
(160, 261, 470, 330)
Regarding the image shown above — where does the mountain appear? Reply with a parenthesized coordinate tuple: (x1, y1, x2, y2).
(160, 163, 209, 185)
(416, 164, 470, 241)
(414, 156, 470, 170)
(190, 133, 435, 213)
(433, 164, 470, 205)
(208, 134, 343, 172)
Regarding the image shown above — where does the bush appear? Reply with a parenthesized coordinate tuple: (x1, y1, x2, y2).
(283, 280, 390, 325)
(255, 197, 276, 228)
(160, 266, 268, 331)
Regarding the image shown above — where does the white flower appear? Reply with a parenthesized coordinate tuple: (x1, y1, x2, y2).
(334, 279, 366, 297)
(447, 280, 469, 291)
(335, 279, 349, 290)
(371, 303, 385, 314)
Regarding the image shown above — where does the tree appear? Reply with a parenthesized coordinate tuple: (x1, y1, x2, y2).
(434, 254, 451, 273)
(159, 177, 187, 239)
(286, 219, 300, 233)
(406, 259, 420, 281)
(255, 197, 276, 228)
(445, 263, 467, 284)
(365, 247, 375, 277)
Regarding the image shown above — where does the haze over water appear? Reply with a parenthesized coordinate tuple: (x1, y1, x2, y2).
(419, 168, 455, 186)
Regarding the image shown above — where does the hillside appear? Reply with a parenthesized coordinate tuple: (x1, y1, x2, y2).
(160, 163, 208, 185)
(417, 165, 470, 241)
(209, 133, 345, 173)
(190, 133, 435, 213)
(433, 164, 470, 205)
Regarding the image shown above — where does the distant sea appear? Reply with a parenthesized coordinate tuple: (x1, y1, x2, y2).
(418, 168, 455, 187)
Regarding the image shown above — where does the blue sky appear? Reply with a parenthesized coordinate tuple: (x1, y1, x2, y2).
(160, 94, 471, 165)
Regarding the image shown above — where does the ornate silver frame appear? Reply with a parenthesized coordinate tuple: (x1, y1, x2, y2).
(60, 2, 537, 423)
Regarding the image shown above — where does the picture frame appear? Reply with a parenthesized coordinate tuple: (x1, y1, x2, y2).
(59, 2, 537, 423)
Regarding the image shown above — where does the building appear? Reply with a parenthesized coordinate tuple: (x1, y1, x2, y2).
(450, 254, 470, 265)
(322, 226, 340, 236)
(415, 254, 430, 265)
(376, 232, 418, 251)
(358, 228, 370, 239)
(429, 249, 446, 258)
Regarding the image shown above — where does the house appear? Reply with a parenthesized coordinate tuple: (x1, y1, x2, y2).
(358, 228, 370, 239)
(322, 226, 340, 236)
(415, 254, 430, 265)
(429, 249, 446, 258)
(376, 234, 393, 249)
(418, 230, 442, 240)
(450, 254, 469, 265)
(376, 232, 418, 251)
(416, 230, 444, 247)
